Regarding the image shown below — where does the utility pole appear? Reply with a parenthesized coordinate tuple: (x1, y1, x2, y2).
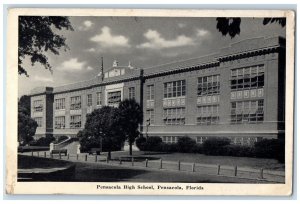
(101, 56, 104, 81)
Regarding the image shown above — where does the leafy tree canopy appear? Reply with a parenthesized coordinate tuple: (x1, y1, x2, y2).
(18, 95, 31, 116)
(19, 16, 73, 76)
(216, 17, 286, 38)
(18, 111, 38, 145)
(78, 106, 125, 158)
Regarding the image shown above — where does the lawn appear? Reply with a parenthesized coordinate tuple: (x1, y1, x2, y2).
(18, 155, 71, 169)
(108, 151, 285, 171)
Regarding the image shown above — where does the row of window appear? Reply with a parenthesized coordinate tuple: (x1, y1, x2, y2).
(54, 115, 82, 129)
(231, 100, 264, 123)
(53, 87, 136, 111)
(33, 100, 43, 112)
(197, 75, 220, 96)
(163, 107, 186, 125)
(40, 100, 264, 129)
(163, 80, 186, 98)
(231, 65, 265, 90)
(107, 91, 122, 105)
(162, 136, 262, 145)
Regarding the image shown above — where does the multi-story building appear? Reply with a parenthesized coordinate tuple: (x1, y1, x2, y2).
(29, 36, 286, 146)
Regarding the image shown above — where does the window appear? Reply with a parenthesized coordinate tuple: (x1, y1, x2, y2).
(146, 85, 154, 100)
(162, 136, 178, 144)
(34, 117, 42, 127)
(129, 87, 135, 99)
(70, 115, 81, 128)
(164, 80, 186, 98)
(231, 65, 265, 90)
(146, 109, 154, 124)
(96, 92, 102, 106)
(197, 75, 220, 96)
(70, 96, 81, 110)
(107, 91, 121, 105)
(196, 136, 208, 144)
(163, 107, 185, 125)
(55, 98, 65, 110)
(33, 100, 43, 112)
(55, 116, 65, 129)
(87, 94, 92, 107)
(231, 100, 264, 124)
(196, 105, 220, 125)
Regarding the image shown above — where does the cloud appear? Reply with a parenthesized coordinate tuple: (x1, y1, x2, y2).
(86, 66, 94, 71)
(85, 48, 96, 52)
(78, 20, 94, 31)
(137, 29, 194, 49)
(58, 58, 86, 72)
(90, 26, 130, 48)
(196, 29, 210, 37)
(84, 20, 93, 28)
(33, 76, 54, 83)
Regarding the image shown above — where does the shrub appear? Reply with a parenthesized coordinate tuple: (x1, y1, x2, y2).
(135, 136, 147, 151)
(32, 135, 55, 146)
(143, 136, 163, 151)
(222, 145, 254, 157)
(158, 143, 178, 153)
(202, 137, 231, 155)
(254, 138, 285, 163)
(191, 144, 203, 154)
(176, 136, 196, 153)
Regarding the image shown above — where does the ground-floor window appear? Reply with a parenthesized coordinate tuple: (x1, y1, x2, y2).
(55, 116, 65, 129)
(70, 115, 81, 128)
(162, 136, 178, 143)
(196, 136, 208, 144)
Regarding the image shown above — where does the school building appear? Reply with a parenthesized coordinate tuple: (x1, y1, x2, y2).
(29, 36, 286, 146)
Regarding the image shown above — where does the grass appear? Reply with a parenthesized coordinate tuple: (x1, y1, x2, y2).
(108, 151, 285, 171)
(18, 155, 71, 169)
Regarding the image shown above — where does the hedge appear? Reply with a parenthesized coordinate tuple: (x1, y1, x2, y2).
(135, 136, 284, 163)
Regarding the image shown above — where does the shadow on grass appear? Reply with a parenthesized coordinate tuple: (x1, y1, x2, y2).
(73, 164, 148, 182)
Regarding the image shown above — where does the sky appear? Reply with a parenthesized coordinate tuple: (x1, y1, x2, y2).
(18, 17, 286, 97)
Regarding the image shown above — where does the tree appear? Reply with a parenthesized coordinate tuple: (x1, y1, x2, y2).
(78, 106, 125, 159)
(18, 109, 38, 145)
(118, 99, 143, 156)
(216, 17, 286, 38)
(19, 16, 73, 76)
(18, 95, 37, 145)
(18, 95, 31, 116)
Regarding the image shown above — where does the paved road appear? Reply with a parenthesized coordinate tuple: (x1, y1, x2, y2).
(72, 162, 275, 183)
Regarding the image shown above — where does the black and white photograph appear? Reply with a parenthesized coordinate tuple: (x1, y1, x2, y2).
(5, 8, 294, 195)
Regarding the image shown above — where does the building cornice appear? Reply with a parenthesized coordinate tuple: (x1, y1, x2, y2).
(218, 45, 282, 62)
(144, 61, 219, 79)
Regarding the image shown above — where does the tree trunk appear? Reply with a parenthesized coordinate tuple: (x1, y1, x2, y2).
(129, 141, 133, 156)
(108, 151, 111, 160)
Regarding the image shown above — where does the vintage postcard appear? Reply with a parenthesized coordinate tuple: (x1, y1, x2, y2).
(6, 8, 294, 195)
